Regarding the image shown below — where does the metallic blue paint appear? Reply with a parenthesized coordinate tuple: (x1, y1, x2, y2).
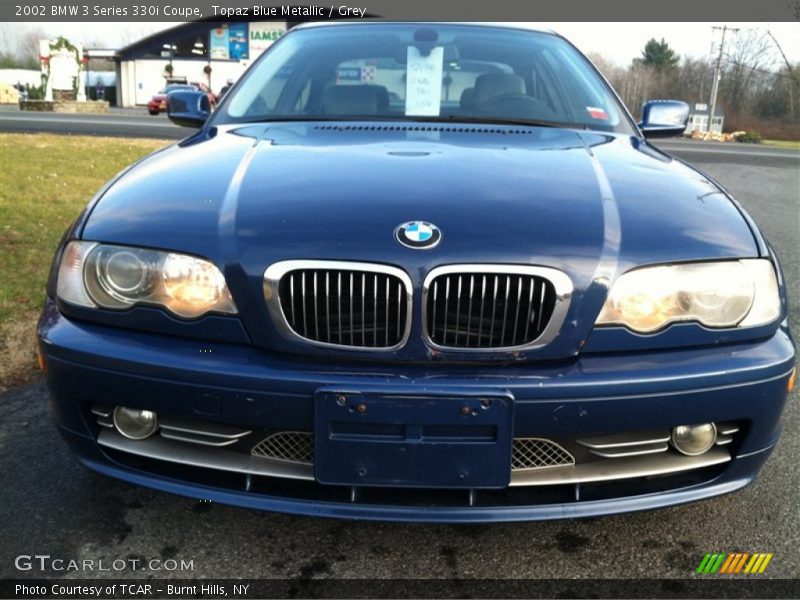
(39, 297, 794, 521)
(73, 124, 765, 362)
(59, 431, 775, 523)
(39, 23, 795, 521)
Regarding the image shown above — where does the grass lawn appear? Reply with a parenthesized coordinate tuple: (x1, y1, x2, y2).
(0, 133, 169, 391)
(762, 139, 800, 150)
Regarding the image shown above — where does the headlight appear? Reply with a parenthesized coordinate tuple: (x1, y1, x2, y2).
(56, 241, 237, 319)
(595, 259, 780, 333)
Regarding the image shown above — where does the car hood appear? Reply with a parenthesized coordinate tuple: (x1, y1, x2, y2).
(82, 122, 758, 359)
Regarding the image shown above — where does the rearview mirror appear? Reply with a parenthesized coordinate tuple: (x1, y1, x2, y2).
(639, 100, 689, 139)
(167, 90, 210, 128)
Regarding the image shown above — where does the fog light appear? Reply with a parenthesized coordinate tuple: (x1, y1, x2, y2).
(113, 407, 158, 440)
(671, 423, 717, 456)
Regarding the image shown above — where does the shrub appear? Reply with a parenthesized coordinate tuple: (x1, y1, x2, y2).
(25, 83, 46, 100)
(737, 131, 762, 144)
(725, 116, 799, 141)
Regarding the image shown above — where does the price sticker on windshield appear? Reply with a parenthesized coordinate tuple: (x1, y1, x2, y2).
(405, 46, 444, 117)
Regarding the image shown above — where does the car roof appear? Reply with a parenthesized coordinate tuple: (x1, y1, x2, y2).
(293, 21, 557, 36)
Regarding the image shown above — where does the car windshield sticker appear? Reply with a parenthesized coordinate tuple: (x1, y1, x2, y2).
(405, 46, 444, 117)
(586, 106, 609, 120)
(361, 65, 376, 82)
(336, 64, 377, 84)
(336, 67, 361, 83)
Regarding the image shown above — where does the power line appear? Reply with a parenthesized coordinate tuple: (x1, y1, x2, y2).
(721, 54, 797, 81)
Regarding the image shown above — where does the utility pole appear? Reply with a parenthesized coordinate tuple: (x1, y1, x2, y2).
(708, 25, 739, 133)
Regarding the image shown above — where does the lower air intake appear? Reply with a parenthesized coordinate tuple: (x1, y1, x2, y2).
(251, 431, 314, 465)
(250, 431, 575, 472)
(511, 438, 575, 470)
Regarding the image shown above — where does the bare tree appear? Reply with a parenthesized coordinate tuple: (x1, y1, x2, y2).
(766, 30, 799, 120)
(767, 30, 798, 85)
(720, 29, 778, 118)
(0, 23, 47, 68)
(584, 44, 797, 137)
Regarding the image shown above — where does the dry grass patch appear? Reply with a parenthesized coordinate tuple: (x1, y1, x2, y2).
(0, 312, 39, 393)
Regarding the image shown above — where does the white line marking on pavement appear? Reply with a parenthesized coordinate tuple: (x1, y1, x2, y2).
(0, 115, 177, 128)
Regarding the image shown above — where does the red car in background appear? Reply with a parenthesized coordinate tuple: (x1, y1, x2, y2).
(147, 83, 216, 115)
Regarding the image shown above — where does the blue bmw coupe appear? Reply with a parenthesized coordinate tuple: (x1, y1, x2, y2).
(38, 22, 795, 522)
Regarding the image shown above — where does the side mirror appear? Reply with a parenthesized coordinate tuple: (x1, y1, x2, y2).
(639, 100, 689, 138)
(167, 90, 210, 128)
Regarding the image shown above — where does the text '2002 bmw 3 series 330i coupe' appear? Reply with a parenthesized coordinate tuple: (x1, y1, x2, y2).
(39, 23, 796, 522)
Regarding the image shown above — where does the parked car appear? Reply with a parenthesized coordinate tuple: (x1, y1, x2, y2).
(147, 82, 215, 115)
(190, 82, 217, 108)
(40, 23, 795, 522)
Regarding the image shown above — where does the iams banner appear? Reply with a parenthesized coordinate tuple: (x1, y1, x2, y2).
(249, 21, 286, 60)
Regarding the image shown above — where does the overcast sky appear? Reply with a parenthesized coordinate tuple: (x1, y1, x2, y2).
(4, 21, 800, 67)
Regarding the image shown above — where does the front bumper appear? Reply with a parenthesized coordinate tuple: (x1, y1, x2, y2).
(38, 299, 795, 522)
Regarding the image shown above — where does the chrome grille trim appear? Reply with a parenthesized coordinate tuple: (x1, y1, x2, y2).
(159, 430, 241, 447)
(422, 264, 573, 352)
(98, 429, 314, 481)
(158, 418, 252, 440)
(252, 432, 314, 465)
(158, 418, 252, 448)
(577, 429, 671, 458)
(586, 442, 669, 458)
(509, 448, 731, 487)
(91, 405, 113, 418)
(264, 260, 413, 351)
(97, 429, 731, 488)
(512, 438, 575, 470)
(577, 430, 671, 449)
(715, 422, 740, 446)
(91, 405, 252, 447)
(91, 404, 115, 427)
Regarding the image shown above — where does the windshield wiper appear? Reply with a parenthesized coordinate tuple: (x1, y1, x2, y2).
(226, 115, 573, 128)
(418, 115, 566, 129)
(230, 115, 356, 124)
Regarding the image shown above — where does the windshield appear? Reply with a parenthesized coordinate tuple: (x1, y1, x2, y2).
(215, 24, 633, 134)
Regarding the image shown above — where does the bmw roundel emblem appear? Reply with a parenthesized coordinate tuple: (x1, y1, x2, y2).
(395, 221, 442, 249)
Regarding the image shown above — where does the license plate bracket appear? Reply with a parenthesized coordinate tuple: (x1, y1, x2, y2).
(314, 389, 514, 488)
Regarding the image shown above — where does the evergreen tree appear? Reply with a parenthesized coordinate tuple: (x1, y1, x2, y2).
(641, 38, 680, 69)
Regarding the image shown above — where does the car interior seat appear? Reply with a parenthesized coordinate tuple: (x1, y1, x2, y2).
(320, 85, 390, 116)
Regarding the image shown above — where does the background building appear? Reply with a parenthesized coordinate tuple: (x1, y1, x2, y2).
(114, 20, 291, 107)
(0, 68, 41, 89)
(685, 103, 725, 134)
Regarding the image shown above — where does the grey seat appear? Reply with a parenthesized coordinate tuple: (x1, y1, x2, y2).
(320, 85, 390, 116)
(473, 73, 526, 106)
(460, 87, 476, 110)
